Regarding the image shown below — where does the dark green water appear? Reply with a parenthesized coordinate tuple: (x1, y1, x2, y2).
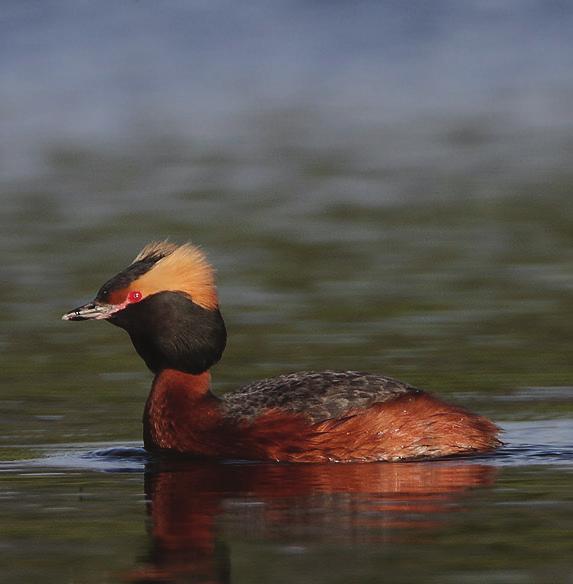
(2, 2, 573, 583)
(2, 186, 572, 583)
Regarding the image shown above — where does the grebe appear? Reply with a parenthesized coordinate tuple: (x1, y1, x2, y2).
(62, 241, 501, 462)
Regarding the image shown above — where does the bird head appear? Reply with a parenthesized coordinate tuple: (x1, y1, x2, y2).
(63, 241, 227, 374)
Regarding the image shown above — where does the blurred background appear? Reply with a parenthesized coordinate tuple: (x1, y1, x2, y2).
(2, 3, 573, 583)
(2, 0, 573, 443)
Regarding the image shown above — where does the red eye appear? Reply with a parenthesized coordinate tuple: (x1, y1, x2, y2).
(128, 290, 143, 303)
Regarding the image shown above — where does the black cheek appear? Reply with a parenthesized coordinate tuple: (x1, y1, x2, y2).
(113, 292, 227, 375)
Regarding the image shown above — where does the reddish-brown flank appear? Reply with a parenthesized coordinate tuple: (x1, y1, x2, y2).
(144, 370, 500, 462)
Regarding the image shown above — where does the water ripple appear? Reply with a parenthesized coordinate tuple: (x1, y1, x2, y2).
(1, 419, 571, 474)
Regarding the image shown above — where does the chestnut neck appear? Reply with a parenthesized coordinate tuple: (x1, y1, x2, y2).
(151, 368, 214, 399)
(144, 368, 222, 453)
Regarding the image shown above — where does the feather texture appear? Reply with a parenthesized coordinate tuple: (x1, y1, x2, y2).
(221, 370, 420, 423)
(131, 241, 218, 310)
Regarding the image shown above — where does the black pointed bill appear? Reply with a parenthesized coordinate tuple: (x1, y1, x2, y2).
(62, 301, 121, 321)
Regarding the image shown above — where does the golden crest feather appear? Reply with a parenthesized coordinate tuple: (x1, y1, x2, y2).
(133, 240, 180, 262)
(130, 241, 218, 310)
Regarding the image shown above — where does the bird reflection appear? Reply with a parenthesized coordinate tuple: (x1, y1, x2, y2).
(126, 460, 496, 583)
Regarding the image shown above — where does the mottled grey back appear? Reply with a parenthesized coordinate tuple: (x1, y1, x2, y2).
(221, 370, 422, 423)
